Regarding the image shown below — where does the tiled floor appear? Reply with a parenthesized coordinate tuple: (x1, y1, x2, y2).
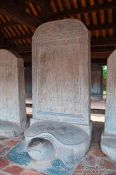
(91, 100, 105, 122)
(0, 122, 116, 175)
(91, 100, 105, 110)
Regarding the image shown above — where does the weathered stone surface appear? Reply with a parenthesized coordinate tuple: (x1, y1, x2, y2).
(25, 121, 90, 162)
(32, 19, 91, 126)
(101, 50, 116, 161)
(104, 50, 116, 135)
(25, 19, 92, 174)
(4, 121, 116, 175)
(0, 49, 26, 137)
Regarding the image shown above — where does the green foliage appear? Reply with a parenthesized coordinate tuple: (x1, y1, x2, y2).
(103, 65, 107, 80)
(102, 65, 107, 95)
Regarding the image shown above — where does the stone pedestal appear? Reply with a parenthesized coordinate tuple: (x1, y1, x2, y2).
(0, 49, 26, 137)
(25, 19, 92, 174)
(101, 50, 116, 161)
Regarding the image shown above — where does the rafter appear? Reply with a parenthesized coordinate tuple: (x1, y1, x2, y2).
(0, 31, 16, 49)
(20, 50, 112, 62)
(88, 22, 116, 31)
(4, 23, 115, 42)
(34, 0, 52, 19)
(20, 50, 112, 63)
(113, 7, 116, 35)
(0, 20, 115, 35)
(0, 0, 53, 30)
(11, 37, 116, 53)
(8, 33, 33, 41)
(92, 51, 111, 59)
(0, 0, 115, 31)
(0, 0, 39, 30)
(91, 46, 115, 53)
(92, 37, 116, 47)
(0, 21, 17, 28)
(11, 36, 116, 48)
(0, 34, 115, 55)
(54, 1, 116, 18)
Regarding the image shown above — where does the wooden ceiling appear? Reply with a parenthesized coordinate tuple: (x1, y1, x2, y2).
(0, 0, 115, 65)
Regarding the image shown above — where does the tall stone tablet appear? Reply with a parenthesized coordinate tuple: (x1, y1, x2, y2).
(32, 19, 91, 126)
(0, 49, 26, 137)
(101, 50, 116, 161)
(25, 19, 92, 174)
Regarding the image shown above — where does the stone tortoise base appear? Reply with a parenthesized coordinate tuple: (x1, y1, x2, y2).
(0, 121, 116, 175)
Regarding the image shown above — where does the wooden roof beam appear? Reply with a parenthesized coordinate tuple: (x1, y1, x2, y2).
(0, 21, 17, 28)
(6, 24, 115, 42)
(113, 8, 116, 35)
(91, 52, 111, 59)
(24, 59, 107, 67)
(34, 0, 52, 19)
(21, 51, 112, 62)
(21, 51, 111, 63)
(0, 21, 115, 33)
(91, 46, 115, 53)
(8, 33, 33, 41)
(88, 22, 116, 31)
(0, 0, 53, 30)
(54, 1, 116, 18)
(12, 37, 116, 54)
(0, 0, 115, 31)
(15, 45, 115, 54)
(10, 35, 116, 48)
(0, 0, 39, 30)
(0, 31, 16, 49)
(92, 37, 116, 47)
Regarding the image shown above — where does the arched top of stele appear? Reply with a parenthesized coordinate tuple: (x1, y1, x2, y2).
(33, 19, 89, 42)
(0, 49, 21, 61)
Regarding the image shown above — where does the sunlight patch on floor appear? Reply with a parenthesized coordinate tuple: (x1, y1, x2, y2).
(91, 113, 104, 122)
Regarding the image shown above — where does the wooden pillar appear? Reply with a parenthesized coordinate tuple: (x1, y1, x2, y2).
(91, 63, 103, 100)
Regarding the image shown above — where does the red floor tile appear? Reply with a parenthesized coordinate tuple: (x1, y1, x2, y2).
(76, 163, 84, 171)
(21, 170, 41, 175)
(0, 158, 9, 169)
(5, 140, 20, 147)
(4, 165, 23, 175)
(0, 145, 4, 152)
(100, 159, 116, 169)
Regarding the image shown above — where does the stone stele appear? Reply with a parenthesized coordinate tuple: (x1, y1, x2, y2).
(101, 50, 116, 161)
(0, 49, 26, 137)
(24, 19, 92, 174)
